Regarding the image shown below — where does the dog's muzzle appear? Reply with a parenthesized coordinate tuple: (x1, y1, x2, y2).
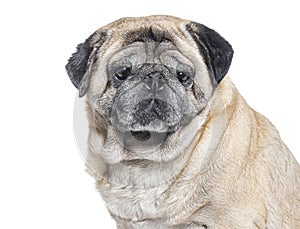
(110, 63, 188, 152)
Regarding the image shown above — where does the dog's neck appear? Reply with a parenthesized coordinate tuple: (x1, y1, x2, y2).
(107, 124, 204, 189)
(86, 112, 206, 189)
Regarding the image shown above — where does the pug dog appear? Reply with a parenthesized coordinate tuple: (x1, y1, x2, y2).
(66, 15, 300, 229)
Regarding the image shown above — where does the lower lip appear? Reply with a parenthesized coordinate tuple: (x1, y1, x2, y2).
(130, 130, 151, 142)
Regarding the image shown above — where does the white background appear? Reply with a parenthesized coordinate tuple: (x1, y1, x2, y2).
(0, 0, 299, 228)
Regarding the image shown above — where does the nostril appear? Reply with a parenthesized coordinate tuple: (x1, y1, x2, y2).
(152, 72, 163, 79)
(144, 72, 164, 80)
(143, 75, 152, 80)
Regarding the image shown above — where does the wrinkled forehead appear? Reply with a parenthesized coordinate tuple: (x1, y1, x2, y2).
(98, 17, 202, 70)
(122, 27, 173, 45)
(108, 40, 195, 70)
(110, 40, 176, 58)
(101, 16, 190, 48)
(102, 20, 185, 62)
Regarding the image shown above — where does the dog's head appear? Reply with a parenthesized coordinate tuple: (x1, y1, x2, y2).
(66, 15, 233, 163)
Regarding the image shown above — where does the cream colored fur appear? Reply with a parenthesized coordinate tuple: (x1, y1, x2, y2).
(66, 15, 300, 229)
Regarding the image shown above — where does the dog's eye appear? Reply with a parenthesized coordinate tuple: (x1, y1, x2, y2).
(115, 67, 131, 80)
(177, 71, 191, 86)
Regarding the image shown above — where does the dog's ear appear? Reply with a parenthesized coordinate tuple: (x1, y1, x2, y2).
(66, 31, 107, 97)
(186, 22, 233, 84)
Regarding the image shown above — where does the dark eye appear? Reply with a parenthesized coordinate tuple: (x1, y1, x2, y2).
(115, 67, 131, 80)
(176, 71, 191, 86)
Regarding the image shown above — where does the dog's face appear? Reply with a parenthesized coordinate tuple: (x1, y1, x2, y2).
(66, 15, 233, 163)
(107, 41, 202, 153)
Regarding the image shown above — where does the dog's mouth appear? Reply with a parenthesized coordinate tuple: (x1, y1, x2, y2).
(114, 128, 173, 153)
(130, 130, 175, 141)
(130, 130, 151, 142)
(111, 97, 184, 152)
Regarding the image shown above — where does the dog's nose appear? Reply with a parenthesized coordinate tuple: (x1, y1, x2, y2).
(143, 72, 166, 92)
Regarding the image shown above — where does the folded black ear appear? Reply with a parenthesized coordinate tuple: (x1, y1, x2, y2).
(186, 22, 233, 84)
(66, 31, 107, 97)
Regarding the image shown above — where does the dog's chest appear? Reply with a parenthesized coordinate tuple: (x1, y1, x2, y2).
(101, 184, 167, 221)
